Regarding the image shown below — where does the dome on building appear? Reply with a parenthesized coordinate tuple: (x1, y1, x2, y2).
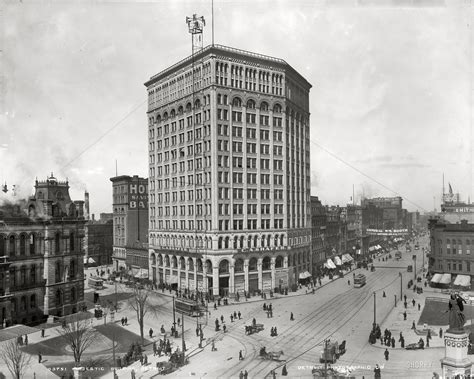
(48, 172, 57, 184)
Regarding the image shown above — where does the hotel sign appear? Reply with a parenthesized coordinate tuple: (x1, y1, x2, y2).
(129, 183, 147, 209)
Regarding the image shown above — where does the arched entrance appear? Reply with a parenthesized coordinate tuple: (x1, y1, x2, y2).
(218, 259, 230, 297)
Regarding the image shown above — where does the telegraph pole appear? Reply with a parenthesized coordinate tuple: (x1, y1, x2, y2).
(373, 292, 376, 328)
(399, 272, 402, 301)
(181, 312, 186, 365)
(173, 296, 177, 336)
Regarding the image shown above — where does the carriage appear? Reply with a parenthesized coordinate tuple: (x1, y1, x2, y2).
(319, 340, 347, 363)
(259, 347, 285, 361)
(245, 324, 264, 335)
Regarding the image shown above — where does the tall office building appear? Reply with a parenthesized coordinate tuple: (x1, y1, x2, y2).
(110, 175, 148, 272)
(145, 44, 312, 296)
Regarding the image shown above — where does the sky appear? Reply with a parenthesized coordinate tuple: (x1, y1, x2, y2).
(0, 0, 472, 215)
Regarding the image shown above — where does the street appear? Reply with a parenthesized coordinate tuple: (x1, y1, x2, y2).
(89, 238, 432, 378)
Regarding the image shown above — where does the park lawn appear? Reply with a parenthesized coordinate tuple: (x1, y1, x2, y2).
(418, 298, 474, 326)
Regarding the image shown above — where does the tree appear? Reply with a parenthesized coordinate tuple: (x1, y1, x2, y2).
(0, 339, 31, 379)
(56, 314, 98, 364)
(127, 284, 159, 344)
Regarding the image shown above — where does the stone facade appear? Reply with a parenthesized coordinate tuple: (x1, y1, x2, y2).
(146, 45, 312, 296)
(0, 174, 86, 326)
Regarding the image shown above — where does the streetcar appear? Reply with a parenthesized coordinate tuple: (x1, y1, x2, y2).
(175, 298, 203, 317)
(88, 276, 104, 290)
(354, 274, 366, 288)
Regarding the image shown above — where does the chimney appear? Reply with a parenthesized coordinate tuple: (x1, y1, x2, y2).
(84, 191, 90, 220)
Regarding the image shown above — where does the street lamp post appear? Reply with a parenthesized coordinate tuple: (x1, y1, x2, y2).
(399, 272, 402, 300)
(373, 292, 376, 329)
(181, 312, 186, 365)
(413, 255, 417, 282)
(172, 296, 177, 336)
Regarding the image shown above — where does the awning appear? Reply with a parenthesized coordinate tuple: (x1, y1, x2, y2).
(342, 254, 353, 263)
(326, 259, 336, 269)
(376, 245, 382, 250)
(439, 273, 452, 285)
(299, 271, 311, 280)
(369, 246, 376, 252)
(169, 275, 178, 284)
(430, 273, 442, 284)
(134, 271, 149, 279)
(334, 256, 342, 266)
(84, 257, 95, 264)
(454, 274, 471, 288)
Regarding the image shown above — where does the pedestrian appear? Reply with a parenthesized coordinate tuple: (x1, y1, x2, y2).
(153, 342, 157, 356)
(124, 317, 127, 325)
(403, 311, 407, 321)
(252, 318, 256, 326)
(131, 369, 136, 379)
(231, 314, 234, 322)
(271, 370, 276, 379)
(221, 315, 224, 323)
(348, 279, 350, 285)
(234, 311, 237, 319)
(244, 370, 248, 379)
(383, 291, 386, 298)
(238, 311, 241, 319)
(223, 324, 226, 333)
(178, 318, 181, 327)
(290, 312, 294, 321)
(212, 340, 216, 351)
(374, 364, 381, 379)
(38, 352, 42, 363)
(440, 328, 443, 338)
(404, 301, 407, 309)
(239, 350, 243, 360)
(282, 364, 288, 376)
(149, 328, 154, 338)
(274, 327, 278, 336)
(412, 321, 416, 330)
(41, 328, 45, 338)
(24, 335, 28, 346)
(401, 337, 405, 348)
(404, 294, 407, 302)
(412, 299, 416, 307)
(391, 337, 395, 348)
(427, 329, 432, 340)
(384, 348, 389, 361)
(239, 371, 244, 379)
(121, 317, 124, 326)
(196, 326, 200, 337)
(144, 354, 148, 365)
(418, 303, 421, 311)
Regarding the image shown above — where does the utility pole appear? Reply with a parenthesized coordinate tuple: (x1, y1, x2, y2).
(173, 296, 177, 336)
(324, 338, 328, 377)
(111, 311, 116, 376)
(373, 292, 376, 328)
(399, 272, 402, 301)
(181, 312, 186, 365)
(413, 255, 417, 282)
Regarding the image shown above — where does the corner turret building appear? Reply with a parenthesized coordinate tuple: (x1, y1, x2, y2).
(145, 44, 312, 296)
(0, 174, 86, 326)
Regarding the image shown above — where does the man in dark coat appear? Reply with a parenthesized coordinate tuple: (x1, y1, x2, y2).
(384, 348, 389, 361)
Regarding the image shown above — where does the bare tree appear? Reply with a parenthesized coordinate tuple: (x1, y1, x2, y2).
(127, 284, 159, 344)
(56, 314, 98, 364)
(0, 339, 32, 379)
